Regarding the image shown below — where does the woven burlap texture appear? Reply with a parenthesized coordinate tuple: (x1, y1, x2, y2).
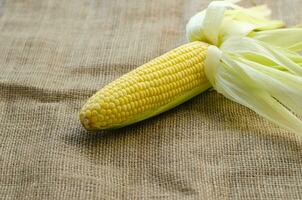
(0, 0, 302, 199)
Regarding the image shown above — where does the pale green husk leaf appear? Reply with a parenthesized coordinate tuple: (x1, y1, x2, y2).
(252, 28, 302, 52)
(186, 0, 284, 46)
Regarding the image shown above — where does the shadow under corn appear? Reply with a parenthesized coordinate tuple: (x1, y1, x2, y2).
(65, 91, 302, 165)
(70, 90, 301, 145)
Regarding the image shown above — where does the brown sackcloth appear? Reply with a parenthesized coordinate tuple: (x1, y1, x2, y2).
(0, 0, 302, 199)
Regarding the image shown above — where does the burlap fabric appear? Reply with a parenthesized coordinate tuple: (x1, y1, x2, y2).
(1, 0, 302, 199)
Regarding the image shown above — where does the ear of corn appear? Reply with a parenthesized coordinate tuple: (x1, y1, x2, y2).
(80, 42, 210, 131)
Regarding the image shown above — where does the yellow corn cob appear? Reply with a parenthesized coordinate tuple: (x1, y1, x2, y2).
(80, 41, 210, 131)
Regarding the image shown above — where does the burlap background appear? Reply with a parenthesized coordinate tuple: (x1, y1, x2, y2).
(0, 0, 301, 199)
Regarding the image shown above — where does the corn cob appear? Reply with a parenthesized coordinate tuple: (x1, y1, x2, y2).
(80, 42, 210, 131)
